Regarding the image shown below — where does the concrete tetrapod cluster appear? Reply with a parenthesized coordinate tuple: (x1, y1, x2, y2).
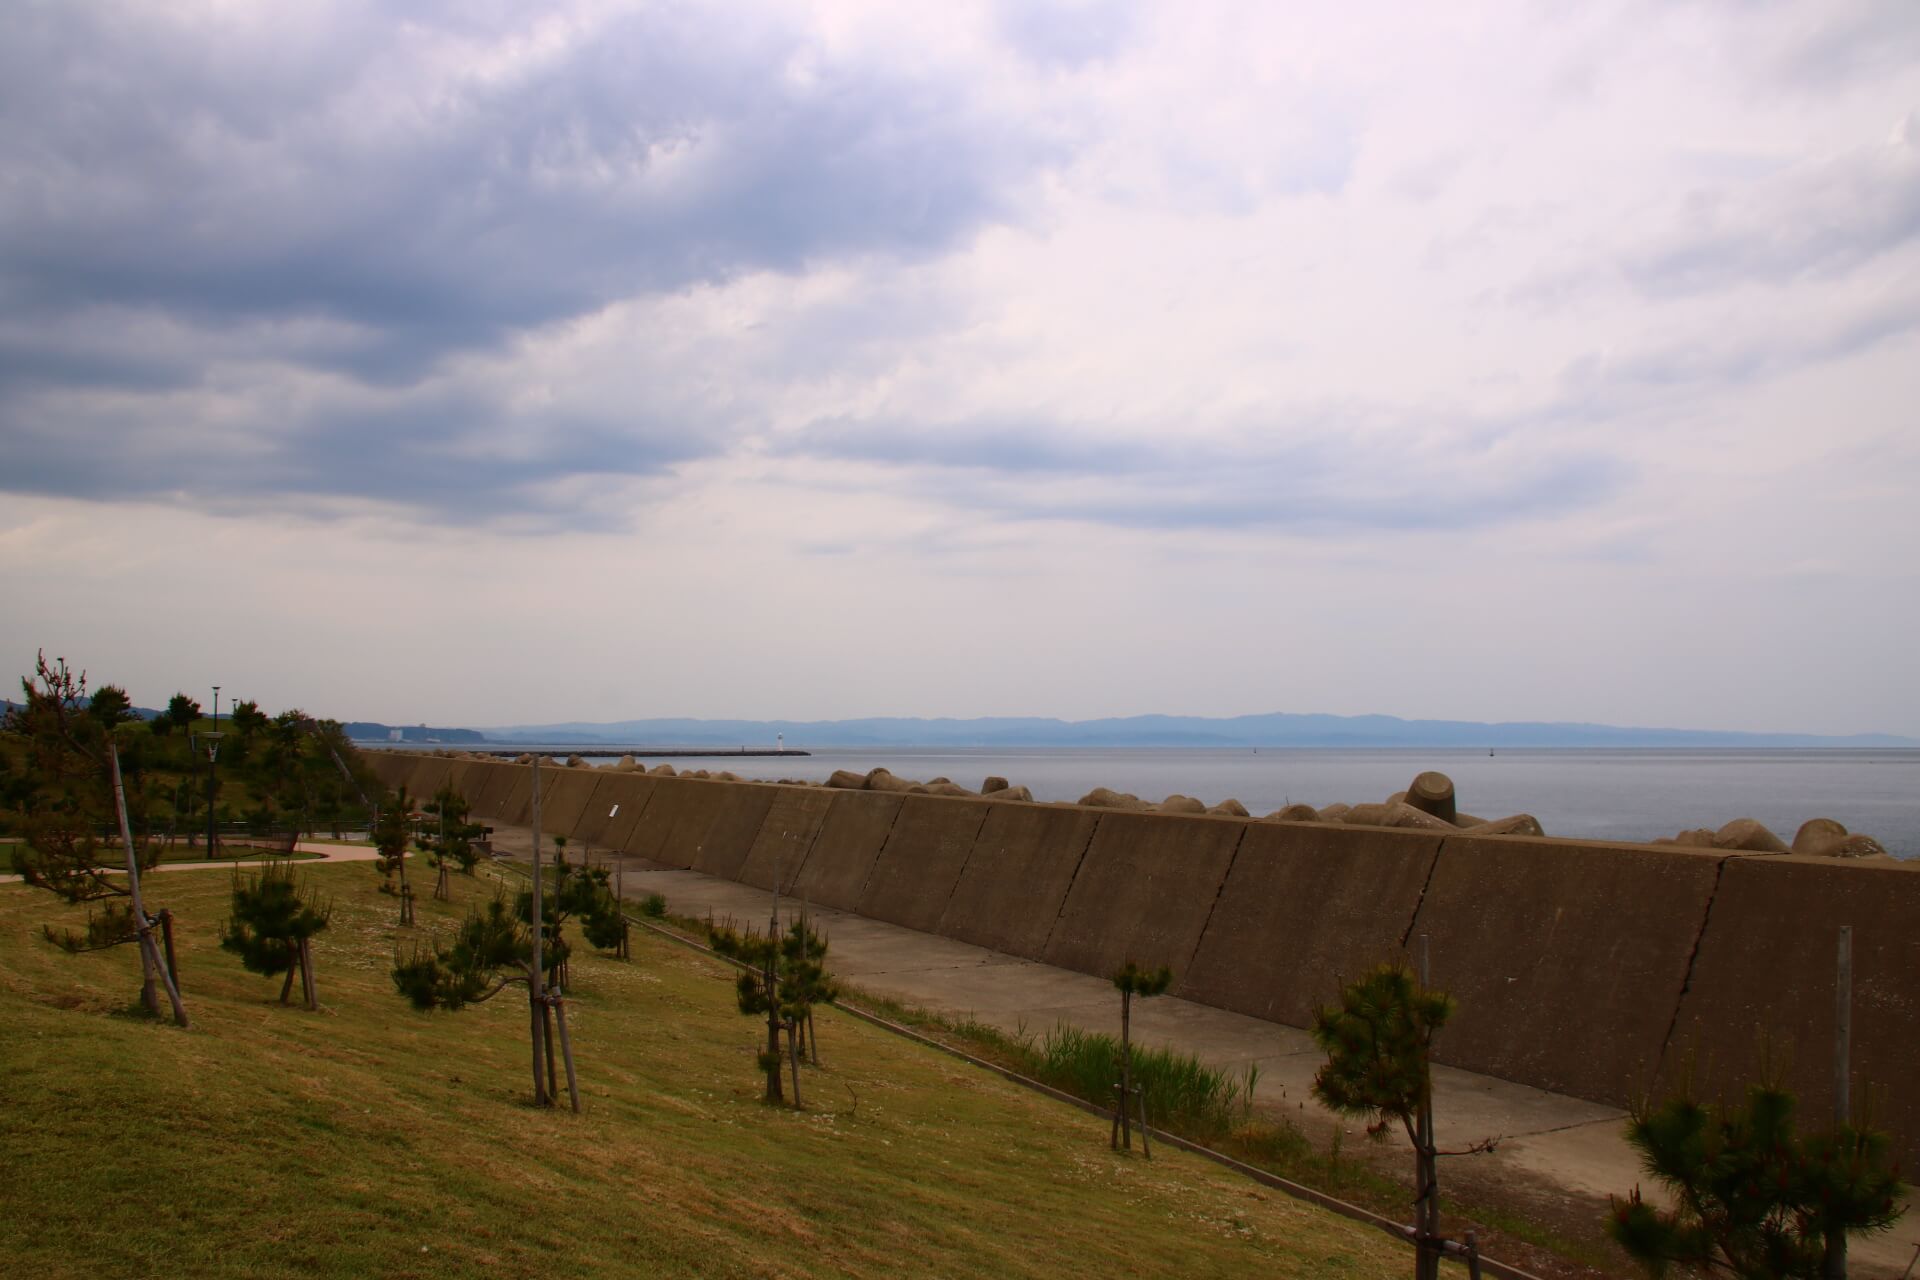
(821, 766, 1035, 802)
(1079, 770, 1541, 836)
(1654, 815, 1892, 859)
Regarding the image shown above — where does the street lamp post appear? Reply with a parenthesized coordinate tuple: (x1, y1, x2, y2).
(206, 685, 222, 857)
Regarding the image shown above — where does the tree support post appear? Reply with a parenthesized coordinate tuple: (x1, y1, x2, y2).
(1827, 925, 1853, 1280)
(158, 908, 180, 991)
(552, 993, 580, 1113)
(529, 754, 551, 1107)
(787, 1018, 803, 1109)
(111, 744, 188, 1027)
(299, 935, 318, 1010)
(1415, 934, 1439, 1280)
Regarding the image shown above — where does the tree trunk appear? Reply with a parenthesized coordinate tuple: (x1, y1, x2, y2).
(280, 960, 296, 1005)
(1415, 1102, 1439, 1280)
(1821, 1233, 1846, 1280)
(764, 972, 784, 1103)
(528, 989, 549, 1106)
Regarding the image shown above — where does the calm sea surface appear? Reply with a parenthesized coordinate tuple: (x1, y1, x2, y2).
(552, 746, 1920, 861)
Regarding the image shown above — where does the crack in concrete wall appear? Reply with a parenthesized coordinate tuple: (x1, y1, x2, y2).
(1181, 822, 1251, 980)
(1039, 812, 1104, 958)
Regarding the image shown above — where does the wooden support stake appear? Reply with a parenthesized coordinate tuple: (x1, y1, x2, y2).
(1416, 933, 1437, 1280)
(159, 908, 180, 991)
(111, 744, 187, 1027)
(299, 935, 318, 1010)
(553, 995, 581, 1113)
(530, 755, 550, 1106)
(788, 1019, 803, 1110)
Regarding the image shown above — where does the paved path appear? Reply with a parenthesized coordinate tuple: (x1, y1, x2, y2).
(479, 825, 1920, 1277)
(0, 841, 381, 884)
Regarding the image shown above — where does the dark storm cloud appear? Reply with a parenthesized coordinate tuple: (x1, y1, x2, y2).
(0, 2, 1048, 516)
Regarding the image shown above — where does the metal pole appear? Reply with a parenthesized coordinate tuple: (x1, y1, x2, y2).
(1835, 925, 1852, 1126)
(1417, 933, 1437, 1280)
(209, 687, 219, 856)
(531, 755, 548, 1104)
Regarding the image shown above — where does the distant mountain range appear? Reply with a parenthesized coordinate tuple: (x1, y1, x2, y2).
(340, 722, 486, 744)
(385, 712, 1920, 750)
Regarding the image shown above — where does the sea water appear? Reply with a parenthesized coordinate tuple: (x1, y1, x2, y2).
(573, 746, 1920, 860)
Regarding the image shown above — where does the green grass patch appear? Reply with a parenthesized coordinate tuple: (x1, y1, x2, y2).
(0, 863, 1410, 1280)
(825, 988, 1618, 1275)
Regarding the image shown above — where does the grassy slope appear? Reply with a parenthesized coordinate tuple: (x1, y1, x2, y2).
(0, 864, 1408, 1280)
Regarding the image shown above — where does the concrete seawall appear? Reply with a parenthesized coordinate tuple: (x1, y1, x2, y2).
(367, 752, 1920, 1165)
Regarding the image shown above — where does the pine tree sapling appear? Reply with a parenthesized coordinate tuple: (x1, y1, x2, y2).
(1312, 963, 1478, 1280)
(393, 896, 531, 1010)
(708, 911, 837, 1106)
(782, 914, 837, 1067)
(1110, 961, 1172, 1153)
(710, 917, 787, 1104)
(1610, 1081, 1906, 1279)
(221, 861, 332, 1009)
(390, 889, 581, 1112)
(6, 653, 186, 1024)
(418, 784, 482, 902)
(372, 787, 415, 923)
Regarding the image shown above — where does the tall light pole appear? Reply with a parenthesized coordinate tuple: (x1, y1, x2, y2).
(206, 685, 222, 857)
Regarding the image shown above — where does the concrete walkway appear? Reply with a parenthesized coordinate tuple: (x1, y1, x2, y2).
(0, 841, 381, 883)
(477, 826, 1918, 1278)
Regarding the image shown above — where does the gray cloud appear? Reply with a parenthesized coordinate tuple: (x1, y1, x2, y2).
(0, 372, 704, 529)
(779, 414, 1630, 535)
(0, 2, 1052, 516)
(994, 0, 1140, 70)
(0, 5, 1040, 353)
(1623, 129, 1920, 296)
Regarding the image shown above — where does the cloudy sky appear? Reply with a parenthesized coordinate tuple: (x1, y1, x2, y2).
(3, 0, 1917, 735)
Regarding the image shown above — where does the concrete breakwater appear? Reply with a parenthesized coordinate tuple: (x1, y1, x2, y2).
(367, 751, 1920, 1167)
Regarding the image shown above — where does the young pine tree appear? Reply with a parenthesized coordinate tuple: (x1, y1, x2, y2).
(392, 893, 579, 1110)
(1312, 962, 1487, 1280)
(371, 787, 415, 923)
(6, 652, 187, 1025)
(782, 913, 837, 1068)
(221, 861, 332, 1009)
(1609, 1081, 1905, 1280)
(708, 911, 836, 1108)
(417, 783, 482, 901)
(1110, 961, 1172, 1152)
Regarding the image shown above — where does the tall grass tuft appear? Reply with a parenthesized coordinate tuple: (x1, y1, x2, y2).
(1015, 1022, 1253, 1139)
